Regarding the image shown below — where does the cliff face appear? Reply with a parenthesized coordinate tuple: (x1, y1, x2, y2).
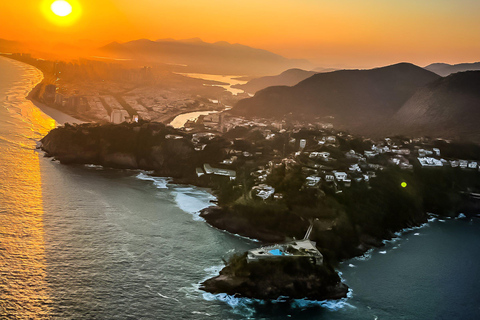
(41, 122, 202, 178)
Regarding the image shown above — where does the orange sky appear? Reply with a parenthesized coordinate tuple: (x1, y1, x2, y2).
(1, 0, 480, 67)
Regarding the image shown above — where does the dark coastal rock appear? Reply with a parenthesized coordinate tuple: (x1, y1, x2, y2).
(40, 122, 225, 178)
(200, 206, 297, 243)
(200, 254, 349, 301)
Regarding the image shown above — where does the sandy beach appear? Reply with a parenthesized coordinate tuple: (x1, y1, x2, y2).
(30, 98, 85, 126)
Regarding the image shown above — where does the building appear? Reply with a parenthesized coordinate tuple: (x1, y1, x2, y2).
(54, 93, 64, 107)
(309, 152, 330, 160)
(247, 240, 323, 265)
(305, 176, 321, 187)
(251, 184, 275, 200)
(43, 84, 56, 104)
(110, 110, 125, 124)
(203, 164, 236, 180)
(417, 157, 443, 167)
(299, 139, 307, 150)
(333, 171, 348, 181)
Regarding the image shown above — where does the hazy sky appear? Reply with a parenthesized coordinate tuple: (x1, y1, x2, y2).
(2, 0, 480, 67)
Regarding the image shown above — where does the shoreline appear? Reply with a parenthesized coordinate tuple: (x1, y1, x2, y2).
(3, 54, 228, 128)
(29, 97, 86, 126)
(5, 56, 87, 126)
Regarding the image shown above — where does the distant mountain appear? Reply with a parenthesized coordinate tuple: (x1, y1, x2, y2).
(425, 62, 480, 77)
(313, 67, 339, 73)
(232, 68, 318, 94)
(98, 39, 313, 75)
(233, 63, 440, 130)
(393, 71, 480, 141)
(0, 38, 25, 53)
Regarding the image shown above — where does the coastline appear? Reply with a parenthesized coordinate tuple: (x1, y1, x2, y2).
(4, 55, 87, 126)
(29, 96, 85, 126)
(2, 54, 228, 127)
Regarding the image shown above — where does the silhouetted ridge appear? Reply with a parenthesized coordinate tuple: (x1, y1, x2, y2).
(233, 63, 440, 130)
(233, 68, 318, 94)
(393, 71, 480, 141)
(425, 62, 480, 77)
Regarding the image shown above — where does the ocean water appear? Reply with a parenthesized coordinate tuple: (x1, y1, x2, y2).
(176, 73, 247, 96)
(1, 56, 480, 319)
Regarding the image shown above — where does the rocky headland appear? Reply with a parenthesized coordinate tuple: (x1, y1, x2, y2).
(41, 121, 220, 179)
(200, 253, 349, 300)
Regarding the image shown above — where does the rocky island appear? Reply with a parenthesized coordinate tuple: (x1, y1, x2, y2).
(200, 241, 349, 300)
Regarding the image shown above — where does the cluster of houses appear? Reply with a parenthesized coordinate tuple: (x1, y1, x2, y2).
(166, 114, 480, 200)
(223, 123, 480, 200)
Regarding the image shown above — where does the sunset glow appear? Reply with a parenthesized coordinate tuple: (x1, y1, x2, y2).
(1, 0, 479, 67)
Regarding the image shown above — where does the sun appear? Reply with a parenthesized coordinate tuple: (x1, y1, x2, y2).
(51, 1, 73, 17)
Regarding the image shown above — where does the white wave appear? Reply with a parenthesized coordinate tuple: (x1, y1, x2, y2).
(136, 172, 169, 189)
(172, 188, 216, 221)
(85, 164, 103, 169)
(348, 264, 356, 268)
(201, 292, 256, 317)
(414, 233, 420, 236)
(354, 248, 374, 261)
(457, 213, 467, 219)
(291, 296, 355, 311)
(157, 292, 180, 302)
(203, 265, 224, 280)
(382, 237, 401, 245)
(192, 311, 212, 316)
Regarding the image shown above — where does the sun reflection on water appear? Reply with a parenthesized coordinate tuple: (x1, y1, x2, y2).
(0, 58, 56, 318)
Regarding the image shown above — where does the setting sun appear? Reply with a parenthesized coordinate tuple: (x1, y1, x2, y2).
(51, 1, 72, 17)
(40, 0, 82, 27)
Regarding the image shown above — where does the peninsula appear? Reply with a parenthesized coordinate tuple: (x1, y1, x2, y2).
(39, 116, 480, 300)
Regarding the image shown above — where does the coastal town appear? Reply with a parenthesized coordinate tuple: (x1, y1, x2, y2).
(3, 52, 245, 124)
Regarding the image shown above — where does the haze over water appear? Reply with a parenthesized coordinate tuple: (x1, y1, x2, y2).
(1, 57, 480, 319)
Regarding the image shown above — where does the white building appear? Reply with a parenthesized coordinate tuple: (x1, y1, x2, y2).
(247, 240, 323, 265)
(203, 164, 236, 180)
(417, 157, 443, 167)
(305, 176, 321, 187)
(333, 171, 348, 181)
(251, 184, 275, 200)
(110, 110, 125, 124)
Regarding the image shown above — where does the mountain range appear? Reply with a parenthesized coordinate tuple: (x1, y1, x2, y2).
(233, 63, 440, 130)
(98, 38, 313, 75)
(232, 68, 318, 94)
(0, 39, 24, 53)
(392, 71, 480, 141)
(425, 62, 480, 77)
(233, 63, 480, 141)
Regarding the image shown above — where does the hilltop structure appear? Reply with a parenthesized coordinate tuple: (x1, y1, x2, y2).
(247, 240, 324, 265)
